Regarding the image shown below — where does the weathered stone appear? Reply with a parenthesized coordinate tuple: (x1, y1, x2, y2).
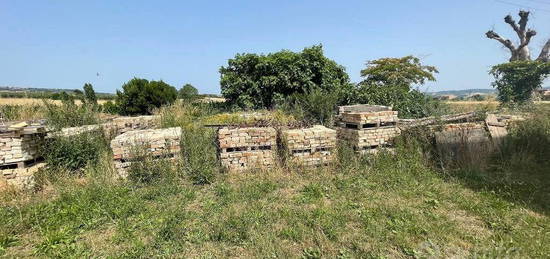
(281, 125, 337, 166)
(110, 127, 181, 178)
(0, 162, 46, 190)
(217, 127, 277, 172)
(337, 105, 400, 153)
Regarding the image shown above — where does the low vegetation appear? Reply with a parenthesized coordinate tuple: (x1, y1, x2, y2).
(0, 101, 548, 257)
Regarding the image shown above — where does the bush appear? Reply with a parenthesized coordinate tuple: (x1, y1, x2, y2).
(180, 126, 218, 184)
(279, 88, 340, 126)
(220, 45, 351, 109)
(100, 100, 119, 114)
(178, 84, 199, 101)
(127, 150, 176, 184)
(115, 78, 178, 115)
(43, 99, 99, 130)
(42, 131, 108, 172)
(350, 56, 446, 118)
(490, 61, 550, 103)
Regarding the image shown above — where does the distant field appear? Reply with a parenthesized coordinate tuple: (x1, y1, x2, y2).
(0, 98, 109, 106)
(446, 101, 550, 113)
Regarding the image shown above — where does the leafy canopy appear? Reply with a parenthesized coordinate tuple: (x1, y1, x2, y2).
(179, 83, 199, 101)
(115, 78, 177, 115)
(83, 83, 97, 106)
(360, 56, 438, 90)
(220, 45, 351, 109)
(490, 61, 550, 103)
(353, 56, 443, 118)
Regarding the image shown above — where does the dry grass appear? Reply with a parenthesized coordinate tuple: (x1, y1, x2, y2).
(0, 98, 109, 106)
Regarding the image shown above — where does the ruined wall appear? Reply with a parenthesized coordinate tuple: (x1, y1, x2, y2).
(52, 115, 160, 138)
(217, 127, 277, 171)
(337, 106, 400, 153)
(110, 127, 181, 178)
(1, 163, 46, 190)
(1, 125, 46, 166)
(281, 125, 337, 166)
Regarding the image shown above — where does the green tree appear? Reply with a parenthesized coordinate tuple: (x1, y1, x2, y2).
(353, 56, 443, 118)
(179, 83, 199, 101)
(83, 83, 98, 106)
(490, 61, 550, 103)
(220, 45, 351, 109)
(115, 78, 178, 115)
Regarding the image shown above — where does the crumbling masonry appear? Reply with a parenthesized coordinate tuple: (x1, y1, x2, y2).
(337, 105, 400, 153)
(281, 125, 337, 166)
(217, 127, 277, 172)
(110, 127, 181, 178)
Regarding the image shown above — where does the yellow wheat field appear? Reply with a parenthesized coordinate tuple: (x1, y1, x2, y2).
(0, 98, 109, 106)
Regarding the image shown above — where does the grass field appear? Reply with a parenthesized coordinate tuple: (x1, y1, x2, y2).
(0, 98, 109, 106)
(0, 103, 548, 258)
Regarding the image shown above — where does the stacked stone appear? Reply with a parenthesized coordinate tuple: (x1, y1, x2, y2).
(337, 105, 400, 153)
(110, 127, 182, 178)
(217, 127, 277, 172)
(51, 115, 160, 139)
(434, 122, 489, 145)
(110, 115, 159, 135)
(281, 125, 337, 166)
(1, 124, 46, 166)
(1, 163, 46, 190)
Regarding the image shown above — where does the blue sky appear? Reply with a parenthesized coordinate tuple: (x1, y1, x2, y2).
(1, 0, 549, 94)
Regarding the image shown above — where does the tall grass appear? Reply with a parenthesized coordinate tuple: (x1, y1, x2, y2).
(43, 100, 99, 130)
(0, 104, 46, 121)
(1, 103, 549, 257)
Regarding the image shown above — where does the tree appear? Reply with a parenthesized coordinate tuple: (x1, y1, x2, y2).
(115, 78, 177, 115)
(220, 45, 351, 109)
(490, 61, 550, 103)
(179, 83, 199, 101)
(486, 10, 550, 62)
(83, 83, 98, 106)
(353, 56, 443, 118)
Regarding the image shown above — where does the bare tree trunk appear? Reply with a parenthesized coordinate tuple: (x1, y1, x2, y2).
(537, 39, 550, 62)
(487, 11, 539, 62)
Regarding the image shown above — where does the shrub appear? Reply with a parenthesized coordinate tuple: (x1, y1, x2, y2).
(178, 83, 199, 101)
(42, 131, 108, 172)
(490, 61, 550, 103)
(43, 99, 99, 130)
(181, 126, 218, 185)
(83, 83, 98, 106)
(100, 100, 119, 115)
(115, 78, 178, 115)
(351, 56, 445, 118)
(220, 45, 351, 109)
(279, 88, 340, 126)
(127, 149, 175, 184)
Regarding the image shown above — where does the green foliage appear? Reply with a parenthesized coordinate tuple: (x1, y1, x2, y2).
(279, 88, 341, 126)
(178, 83, 199, 101)
(83, 83, 98, 106)
(359, 56, 438, 88)
(100, 100, 119, 114)
(115, 78, 178, 115)
(180, 126, 218, 184)
(127, 151, 175, 184)
(43, 99, 99, 130)
(351, 56, 445, 118)
(490, 61, 550, 103)
(43, 131, 108, 172)
(220, 45, 351, 109)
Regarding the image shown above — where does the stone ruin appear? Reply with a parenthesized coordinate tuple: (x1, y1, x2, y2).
(110, 127, 182, 178)
(337, 105, 401, 153)
(0, 122, 47, 190)
(53, 115, 159, 138)
(217, 127, 277, 172)
(281, 125, 337, 166)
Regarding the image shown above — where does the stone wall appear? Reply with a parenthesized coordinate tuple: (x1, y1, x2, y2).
(337, 105, 401, 153)
(1, 163, 46, 190)
(52, 115, 160, 139)
(217, 127, 277, 172)
(281, 125, 337, 166)
(110, 127, 181, 178)
(1, 124, 46, 166)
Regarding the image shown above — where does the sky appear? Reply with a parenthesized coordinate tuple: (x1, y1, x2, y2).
(1, 0, 550, 94)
